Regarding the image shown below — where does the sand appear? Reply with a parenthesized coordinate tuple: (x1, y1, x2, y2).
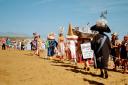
(0, 49, 128, 85)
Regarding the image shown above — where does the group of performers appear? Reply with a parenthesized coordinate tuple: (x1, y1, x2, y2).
(110, 32, 128, 73)
(45, 24, 79, 66)
(30, 19, 128, 79)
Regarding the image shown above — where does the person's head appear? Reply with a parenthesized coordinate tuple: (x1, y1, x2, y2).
(34, 36, 38, 40)
(59, 33, 63, 37)
(111, 32, 118, 40)
(124, 35, 128, 41)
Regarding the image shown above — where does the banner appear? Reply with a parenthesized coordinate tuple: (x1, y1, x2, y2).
(81, 42, 93, 59)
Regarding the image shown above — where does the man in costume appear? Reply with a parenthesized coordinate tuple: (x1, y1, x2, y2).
(91, 19, 111, 78)
(110, 32, 121, 70)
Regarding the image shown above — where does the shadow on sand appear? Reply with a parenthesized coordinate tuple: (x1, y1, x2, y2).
(51, 63, 102, 78)
(51, 63, 105, 85)
(24, 53, 34, 56)
(107, 68, 126, 74)
(51, 59, 65, 64)
(83, 78, 104, 85)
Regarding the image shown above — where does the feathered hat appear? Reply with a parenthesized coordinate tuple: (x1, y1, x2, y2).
(90, 19, 111, 33)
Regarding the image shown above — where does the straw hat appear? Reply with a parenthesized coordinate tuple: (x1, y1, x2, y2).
(67, 23, 74, 36)
(66, 23, 78, 40)
(47, 32, 55, 40)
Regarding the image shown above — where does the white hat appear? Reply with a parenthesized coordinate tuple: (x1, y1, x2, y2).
(96, 19, 108, 27)
(111, 32, 118, 36)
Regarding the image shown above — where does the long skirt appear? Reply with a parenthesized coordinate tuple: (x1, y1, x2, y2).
(69, 45, 76, 59)
(59, 42, 65, 56)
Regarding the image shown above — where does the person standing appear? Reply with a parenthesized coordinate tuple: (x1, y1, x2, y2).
(120, 35, 128, 73)
(110, 32, 121, 69)
(1, 38, 6, 50)
(21, 40, 25, 50)
(120, 35, 128, 59)
(66, 23, 78, 65)
(47, 33, 58, 59)
(36, 35, 43, 56)
(17, 40, 21, 50)
(6, 37, 11, 50)
(58, 33, 65, 60)
(68, 39, 77, 64)
(91, 19, 111, 79)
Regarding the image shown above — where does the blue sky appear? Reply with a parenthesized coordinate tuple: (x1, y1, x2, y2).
(0, 0, 128, 39)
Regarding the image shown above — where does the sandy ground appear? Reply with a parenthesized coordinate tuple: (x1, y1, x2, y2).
(0, 49, 128, 85)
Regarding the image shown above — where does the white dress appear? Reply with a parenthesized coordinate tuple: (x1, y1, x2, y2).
(59, 42, 65, 56)
(68, 40, 77, 59)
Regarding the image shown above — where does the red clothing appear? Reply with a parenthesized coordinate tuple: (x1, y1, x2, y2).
(1, 38, 6, 44)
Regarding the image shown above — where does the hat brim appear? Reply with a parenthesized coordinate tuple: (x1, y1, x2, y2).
(48, 36, 55, 40)
(90, 25, 111, 33)
(66, 35, 78, 40)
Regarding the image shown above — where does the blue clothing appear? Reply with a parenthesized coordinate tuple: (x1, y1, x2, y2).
(47, 39, 58, 56)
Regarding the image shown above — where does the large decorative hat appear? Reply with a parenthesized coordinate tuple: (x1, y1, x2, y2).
(90, 19, 111, 33)
(96, 19, 108, 27)
(67, 23, 74, 36)
(66, 23, 78, 40)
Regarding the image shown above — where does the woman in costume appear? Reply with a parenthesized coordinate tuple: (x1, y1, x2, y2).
(36, 35, 43, 56)
(58, 33, 65, 60)
(66, 23, 78, 65)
